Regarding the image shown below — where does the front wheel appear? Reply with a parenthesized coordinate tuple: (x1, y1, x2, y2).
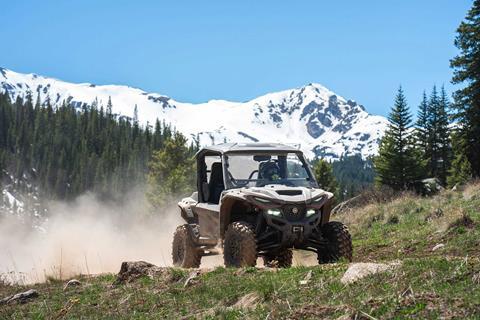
(223, 221, 257, 267)
(172, 224, 202, 268)
(317, 221, 353, 264)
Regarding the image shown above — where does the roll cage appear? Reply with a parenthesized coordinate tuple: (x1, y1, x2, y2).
(195, 144, 318, 204)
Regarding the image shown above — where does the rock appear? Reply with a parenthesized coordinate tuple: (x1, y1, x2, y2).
(230, 292, 261, 310)
(341, 262, 400, 284)
(63, 279, 81, 291)
(414, 178, 444, 196)
(0, 289, 39, 305)
(115, 261, 163, 284)
(432, 243, 445, 252)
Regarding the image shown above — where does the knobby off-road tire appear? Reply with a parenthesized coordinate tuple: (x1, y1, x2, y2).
(223, 221, 257, 267)
(172, 224, 202, 268)
(263, 249, 293, 268)
(317, 221, 353, 264)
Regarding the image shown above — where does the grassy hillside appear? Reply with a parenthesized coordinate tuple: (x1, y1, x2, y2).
(342, 182, 480, 262)
(1, 183, 479, 319)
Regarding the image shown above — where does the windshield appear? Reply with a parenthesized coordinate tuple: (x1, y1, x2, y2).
(224, 152, 316, 188)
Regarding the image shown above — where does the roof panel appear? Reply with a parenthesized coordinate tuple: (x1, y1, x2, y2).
(197, 142, 301, 156)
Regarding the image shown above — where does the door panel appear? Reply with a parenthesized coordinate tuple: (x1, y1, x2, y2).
(194, 203, 220, 239)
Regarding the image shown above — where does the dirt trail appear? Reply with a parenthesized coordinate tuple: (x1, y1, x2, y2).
(199, 250, 318, 269)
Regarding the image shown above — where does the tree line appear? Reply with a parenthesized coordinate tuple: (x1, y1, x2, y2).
(0, 85, 371, 211)
(312, 155, 374, 201)
(374, 0, 480, 191)
(0, 93, 197, 204)
(312, 1, 480, 196)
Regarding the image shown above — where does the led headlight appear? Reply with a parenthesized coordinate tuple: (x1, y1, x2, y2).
(266, 209, 282, 217)
(254, 197, 271, 204)
(306, 209, 317, 217)
(313, 195, 325, 203)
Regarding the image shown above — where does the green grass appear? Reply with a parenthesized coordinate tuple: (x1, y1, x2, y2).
(1, 183, 480, 319)
(1, 258, 479, 319)
(342, 185, 480, 262)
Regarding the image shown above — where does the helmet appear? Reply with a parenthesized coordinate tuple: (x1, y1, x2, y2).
(259, 160, 281, 181)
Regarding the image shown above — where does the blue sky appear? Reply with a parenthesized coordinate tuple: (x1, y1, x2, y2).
(0, 1, 471, 116)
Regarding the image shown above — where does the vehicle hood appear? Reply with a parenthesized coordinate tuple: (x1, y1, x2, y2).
(222, 184, 333, 205)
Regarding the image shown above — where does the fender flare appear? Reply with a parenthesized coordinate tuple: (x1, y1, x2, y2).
(219, 193, 251, 239)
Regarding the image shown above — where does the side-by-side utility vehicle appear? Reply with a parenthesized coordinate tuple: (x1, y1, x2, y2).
(172, 143, 352, 267)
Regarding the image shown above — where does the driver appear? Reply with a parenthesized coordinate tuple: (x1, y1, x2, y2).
(259, 160, 281, 181)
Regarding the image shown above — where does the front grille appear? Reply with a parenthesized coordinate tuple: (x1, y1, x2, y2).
(282, 204, 305, 221)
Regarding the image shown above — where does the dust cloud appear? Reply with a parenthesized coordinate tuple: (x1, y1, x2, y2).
(0, 188, 319, 284)
(0, 188, 186, 284)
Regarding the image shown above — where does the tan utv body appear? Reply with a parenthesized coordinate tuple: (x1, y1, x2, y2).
(172, 143, 352, 268)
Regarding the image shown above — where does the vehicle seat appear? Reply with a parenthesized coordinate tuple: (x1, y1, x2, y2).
(208, 162, 224, 204)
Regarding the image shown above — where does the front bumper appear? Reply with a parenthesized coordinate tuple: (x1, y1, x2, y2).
(262, 209, 322, 247)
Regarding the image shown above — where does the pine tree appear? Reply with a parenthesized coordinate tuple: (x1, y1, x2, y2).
(374, 87, 423, 190)
(437, 86, 452, 184)
(147, 132, 196, 209)
(426, 86, 440, 178)
(422, 86, 451, 185)
(332, 155, 375, 201)
(0, 93, 179, 201)
(312, 158, 338, 194)
(133, 104, 139, 124)
(447, 131, 472, 186)
(415, 91, 429, 156)
(450, 0, 480, 178)
(106, 96, 113, 117)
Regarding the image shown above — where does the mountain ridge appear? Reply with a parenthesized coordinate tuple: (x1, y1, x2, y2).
(0, 67, 388, 159)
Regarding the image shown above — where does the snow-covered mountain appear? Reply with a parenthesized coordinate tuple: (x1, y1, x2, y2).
(0, 67, 388, 159)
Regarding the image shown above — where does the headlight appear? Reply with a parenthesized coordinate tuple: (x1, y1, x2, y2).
(254, 197, 271, 204)
(266, 209, 282, 217)
(313, 196, 325, 203)
(306, 209, 316, 217)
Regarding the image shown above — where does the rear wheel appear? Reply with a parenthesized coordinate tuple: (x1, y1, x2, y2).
(172, 224, 202, 268)
(263, 249, 293, 268)
(317, 221, 352, 264)
(223, 221, 257, 267)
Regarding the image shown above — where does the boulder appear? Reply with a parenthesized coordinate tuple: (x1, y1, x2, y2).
(414, 178, 444, 196)
(341, 262, 400, 284)
(115, 261, 163, 284)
